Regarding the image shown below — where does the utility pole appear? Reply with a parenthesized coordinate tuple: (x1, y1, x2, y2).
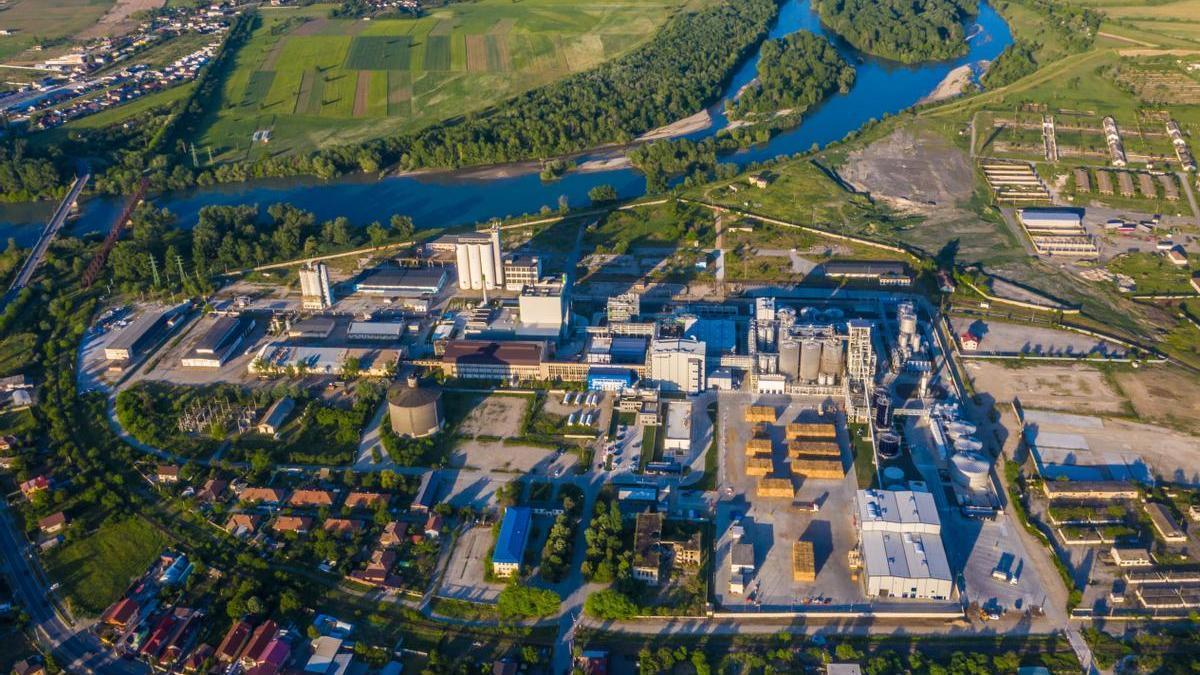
(190, 143, 198, 168)
(148, 254, 161, 287)
(176, 254, 189, 287)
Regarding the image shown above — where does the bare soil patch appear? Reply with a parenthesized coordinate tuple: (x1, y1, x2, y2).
(456, 395, 526, 438)
(840, 128, 974, 215)
(1114, 365, 1200, 434)
(352, 70, 371, 117)
(465, 34, 488, 72)
(79, 0, 164, 39)
(291, 19, 330, 37)
(965, 361, 1129, 415)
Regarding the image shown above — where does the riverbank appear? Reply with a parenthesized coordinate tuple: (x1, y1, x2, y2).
(919, 63, 976, 104)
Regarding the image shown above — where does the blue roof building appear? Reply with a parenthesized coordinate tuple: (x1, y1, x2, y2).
(587, 367, 635, 392)
(492, 506, 532, 577)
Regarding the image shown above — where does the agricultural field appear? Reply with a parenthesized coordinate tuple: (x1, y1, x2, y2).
(0, 0, 117, 62)
(197, 0, 697, 161)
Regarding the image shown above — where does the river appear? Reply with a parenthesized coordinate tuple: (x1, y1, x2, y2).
(0, 0, 1011, 244)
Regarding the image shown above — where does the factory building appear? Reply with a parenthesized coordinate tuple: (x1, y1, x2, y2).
(518, 277, 570, 335)
(502, 255, 541, 291)
(492, 506, 531, 578)
(586, 367, 635, 392)
(354, 267, 448, 296)
(347, 321, 406, 342)
(664, 401, 692, 454)
(455, 227, 504, 291)
(817, 261, 913, 286)
(299, 262, 334, 310)
(439, 340, 545, 381)
(387, 376, 444, 438)
(104, 305, 185, 362)
(649, 338, 706, 394)
(607, 293, 640, 323)
(585, 335, 647, 365)
(855, 489, 951, 600)
(181, 315, 255, 368)
(633, 512, 663, 585)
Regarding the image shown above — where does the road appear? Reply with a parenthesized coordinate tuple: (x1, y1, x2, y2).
(1, 171, 90, 308)
(0, 498, 147, 675)
(1178, 170, 1200, 221)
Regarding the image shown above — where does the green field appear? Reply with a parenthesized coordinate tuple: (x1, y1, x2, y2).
(45, 516, 167, 617)
(197, 0, 697, 162)
(0, 0, 114, 62)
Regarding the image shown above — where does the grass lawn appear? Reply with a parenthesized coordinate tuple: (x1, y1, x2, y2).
(0, 0, 114, 62)
(639, 425, 658, 472)
(1108, 252, 1195, 294)
(848, 423, 875, 489)
(44, 516, 167, 617)
(197, 0, 696, 161)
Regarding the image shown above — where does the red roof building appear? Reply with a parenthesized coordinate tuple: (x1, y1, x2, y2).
(239, 620, 278, 667)
(38, 511, 67, 534)
(100, 597, 139, 629)
(344, 492, 388, 510)
(215, 620, 252, 663)
(20, 475, 49, 497)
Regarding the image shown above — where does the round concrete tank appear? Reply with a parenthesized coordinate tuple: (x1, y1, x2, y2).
(480, 240, 497, 289)
(899, 311, 917, 337)
(819, 340, 842, 379)
(954, 436, 983, 453)
(799, 340, 822, 382)
(882, 465, 906, 483)
(388, 375, 444, 438)
(455, 243, 471, 290)
(779, 339, 800, 380)
(952, 452, 991, 490)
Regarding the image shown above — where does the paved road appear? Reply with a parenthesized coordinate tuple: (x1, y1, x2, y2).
(0, 498, 147, 675)
(2, 172, 90, 308)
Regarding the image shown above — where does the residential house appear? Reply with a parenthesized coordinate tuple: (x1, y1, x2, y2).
(224, 513, 261, 538)
(960, 333, 980, 351)
(100, 597, 139, 630)
(182, 645, 214, 673)
(423, 513, 443, 538)
(38, 511, 67, 535)
(241, 487, 288, 504)
(246, 639, 291, 675)
(272, 516, 312, 534)
(344, 492, 388, 510)
(11, 659, 46, 675)
(0, 435, 19, 452)
(289, 489, 334, 508)
(197, 478, 228, 503)
(350, 548, 397, 587)
(239, 620, 278, 668)
(19, 475, 49, 498)
(215, 620, 252, 664)
(157, 465, 181, 483)
(379, 522, 407, 548)
(321, 519, 363, 538)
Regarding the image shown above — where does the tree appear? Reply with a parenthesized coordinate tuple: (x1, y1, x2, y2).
(583, 589, 638, 620)
(496, 584, 561, 619)
(587, 184, 618, 204)
(390, 214, 414, 240)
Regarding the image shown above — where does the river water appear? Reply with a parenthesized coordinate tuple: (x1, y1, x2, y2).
(0, 0, 1011, 243)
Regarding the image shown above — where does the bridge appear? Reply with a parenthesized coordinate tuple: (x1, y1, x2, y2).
(1, 170, 90, 308)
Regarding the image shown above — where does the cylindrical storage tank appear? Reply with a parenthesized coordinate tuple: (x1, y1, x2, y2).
(490, 228, 503, 285)
(779, 339, 800, 380)
(954, 436, 983, 453)
(819, 340, 842, 379)
(800, 340, 822, 382)
(455, 244, 471, 290)
(480, 241, 497, 289)
(873, 390, 892, 428)
(882, 465, 906, 486)
(757, 352, 777, 374)
(388, 376, 444, 438)
(899, 311, 917, 337)
(878, 431, 901, 459)
(946, 421, 977, 438)
(952, 452, 991, 490)
(467, 244, 483, 290)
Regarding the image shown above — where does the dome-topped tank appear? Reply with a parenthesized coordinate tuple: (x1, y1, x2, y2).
(388, 374, 444, 438)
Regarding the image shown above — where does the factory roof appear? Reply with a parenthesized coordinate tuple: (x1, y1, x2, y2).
(194, 316, 249, 354)
(257, 397, 294, 431)
(665, 401, 691, 442)
(288, 317, 336, 338)
(861, 530, 952, 583)
(1018, 208, 1083, 223)
(818, 260, 909, 277)
(651, 338, 705, 355)
(348, 321, 405, 339)
(442, 340, 544, 367)
(731, 542, 755, 568)
(493, 506, 532, 566)
(356, 267, 447, 293)
(856, 489, 941, 532)
(108, 308, 172, 352)
(634, 512, 663, 568)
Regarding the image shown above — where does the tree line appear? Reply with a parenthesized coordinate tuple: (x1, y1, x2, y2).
(813, 0, 978, 64)
(730, 32, 855, 119)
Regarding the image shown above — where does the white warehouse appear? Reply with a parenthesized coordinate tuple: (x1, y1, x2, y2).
(855, 489, 952, 600)
(649, 338, 706, 394)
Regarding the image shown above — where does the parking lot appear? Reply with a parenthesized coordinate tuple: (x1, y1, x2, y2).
(713, 394, 865, 610)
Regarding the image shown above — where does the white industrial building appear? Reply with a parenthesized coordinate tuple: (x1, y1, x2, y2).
(347, 321, 405, 341)
(502, 255, 541, 291)
(517, 277, 569, 335)
(855, 489, 952, 600)
(649, 338, 706, 394)
(455, 227, 504, 291)
(299, 262, 334, 310)
(664, 401, 692, 454)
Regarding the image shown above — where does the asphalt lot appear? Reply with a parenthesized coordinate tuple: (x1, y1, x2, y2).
(438, 526, 506, 602)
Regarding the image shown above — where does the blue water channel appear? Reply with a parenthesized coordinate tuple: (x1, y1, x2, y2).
(0, 0, 1012, 243)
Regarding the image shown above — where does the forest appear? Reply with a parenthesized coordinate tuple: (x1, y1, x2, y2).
(813, 0, 978, 63)
(730, 32, 855, 118)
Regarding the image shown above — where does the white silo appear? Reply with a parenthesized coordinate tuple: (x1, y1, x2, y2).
(490, 226, 504, 288)
(455, 242, 472, 290)
(799, 340, 822, 382)
(779, 339, 800, 380)
(479, 240, 497, 289)
(952, 453, 991, 490)
(467, 243, 483, 290)
(819, 339, 842, 381)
